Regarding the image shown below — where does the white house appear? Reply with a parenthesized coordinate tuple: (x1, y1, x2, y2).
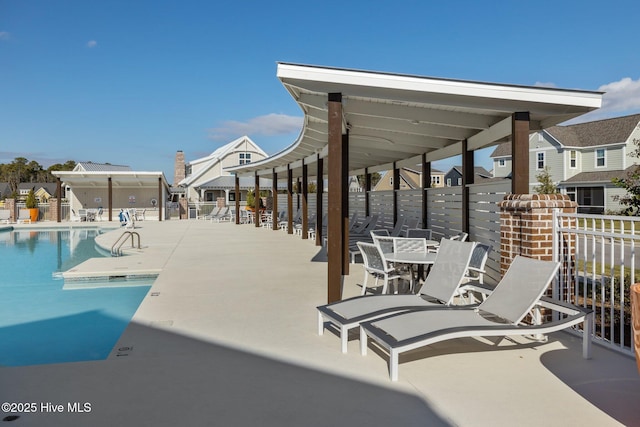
(491, 113, 640, 213)
(178, 136, 268, 203)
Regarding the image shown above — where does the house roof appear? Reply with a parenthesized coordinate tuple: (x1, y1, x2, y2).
(491, 113, 640, 157)
(74, 162, 132, 172)
(560, 166, 635, 185)
(447, 165, 492, 178)
(179, 135, 268, 187)
(227, 63, 601, 179)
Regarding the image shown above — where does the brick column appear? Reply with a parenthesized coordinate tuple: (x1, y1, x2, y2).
(498, 194, 577, 275)
(179, 197, 188, 219)
(216, 197, 226, 208)
(49, 198, 59, 222)
(6, 198, 16, 223)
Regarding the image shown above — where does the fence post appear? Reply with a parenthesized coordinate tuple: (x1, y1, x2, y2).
(632, 284, 640, 374)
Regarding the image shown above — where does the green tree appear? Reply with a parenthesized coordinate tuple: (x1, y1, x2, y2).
(25, 188, 38, 208)
(533, 166, 558, 194)
(356, 172, 381, 190)
(613, 137, 640, 215)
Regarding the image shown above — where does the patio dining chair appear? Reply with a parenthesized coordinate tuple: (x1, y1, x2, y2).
(356, 241, 407, 296)
(406, 228, 433, 240)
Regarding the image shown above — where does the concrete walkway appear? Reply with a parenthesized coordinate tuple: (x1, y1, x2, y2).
(2, 220, 639, 426)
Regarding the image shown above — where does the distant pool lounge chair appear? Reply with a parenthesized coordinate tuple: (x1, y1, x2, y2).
(17, 209, 32, 224)
(359, 256, 593, 380)
(0, 210, 11, 224)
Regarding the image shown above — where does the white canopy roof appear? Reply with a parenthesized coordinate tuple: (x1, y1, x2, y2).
(228, 63, 602, 177)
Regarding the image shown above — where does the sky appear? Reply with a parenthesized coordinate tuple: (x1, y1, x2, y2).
(2, 0, 640, 183)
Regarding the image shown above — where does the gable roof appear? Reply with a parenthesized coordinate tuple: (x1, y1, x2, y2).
(180, 135, 268, 186)
(74, 162, 132, 172)
(446, 165, 492, 178)
(491, 113, 640, 157)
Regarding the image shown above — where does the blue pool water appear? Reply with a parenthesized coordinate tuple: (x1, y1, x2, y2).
(0, 228, 151, 366)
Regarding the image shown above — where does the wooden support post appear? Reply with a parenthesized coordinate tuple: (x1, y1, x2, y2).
(328, 92, 345, 303)
(235, 175, 240, 224)
(512, 112, 530, 194)
(302, 161, 308, 239)
(422, 154, 430, 229)
(316, 155, 324, 246)
(254, 173, 260, 227)
(462, 139, 474, 234)
(287, 166, 293, 234)
(272, 169, 278, 230)
(393, 162, 399, 226)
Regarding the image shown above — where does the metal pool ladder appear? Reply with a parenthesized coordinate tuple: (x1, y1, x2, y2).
(111, 231, 141, 257)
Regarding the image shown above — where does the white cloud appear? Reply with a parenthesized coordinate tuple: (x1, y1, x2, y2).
(598, 77, 640, 112)
(0, 31, 10, 40)
(208, 113, 303, 141)
(86, 40, 97, 48)
(562, 76, 640, 124)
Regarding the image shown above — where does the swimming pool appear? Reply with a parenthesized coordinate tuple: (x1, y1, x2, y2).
(0, 227, 152, 366)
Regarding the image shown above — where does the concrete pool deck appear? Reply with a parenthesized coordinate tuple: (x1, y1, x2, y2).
(2, 220, 639, 426)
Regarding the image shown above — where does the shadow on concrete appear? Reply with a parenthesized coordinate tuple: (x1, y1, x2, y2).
(0, 311, 129, 367)
(2, 318, 453, 427)
(540, 335, 640, 427)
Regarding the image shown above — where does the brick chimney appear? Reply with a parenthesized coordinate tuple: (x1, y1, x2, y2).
(174, 150, 185, 186)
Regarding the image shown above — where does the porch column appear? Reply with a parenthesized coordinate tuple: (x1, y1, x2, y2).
(108, 177, 113, 221)
(272, 169, 278, 230)
(301, 160, 308, 239)
(512, 112, 530, 194)
(462, 139, 474, 235)
(254, 173, 260, 227)
(393, 162, 399, 226)
(421, 154, 430, 229)
(287, 166, 293, 234)
(235, 176, 240, 224)
(56, 177, 62, 222)
(327, 92, 346, 303)
(316, 155, 324, 246)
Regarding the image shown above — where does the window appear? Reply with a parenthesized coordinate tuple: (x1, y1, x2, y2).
(570, 150, 577, 168)
(239, 153, 252, 165)
(537, 152, 545, 170)
(457, 178, 462, 186)
(431, 176, 440, 185)
(596, 149, 605, 167)
(498, 159, 506, 167)
(446, 178, 451, 187)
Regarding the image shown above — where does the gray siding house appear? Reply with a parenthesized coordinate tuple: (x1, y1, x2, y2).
(491, 113, 640, 214)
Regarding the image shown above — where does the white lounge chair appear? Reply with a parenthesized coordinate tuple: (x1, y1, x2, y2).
(17, 209, 32, 224)
(317, 239, 476, 353)
(0, 210, 11, 224)
(359, 256, 593, 380)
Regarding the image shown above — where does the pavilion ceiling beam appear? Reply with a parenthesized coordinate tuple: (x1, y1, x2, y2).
(341, 98, 497, 129)
(346, 114, 478, 140)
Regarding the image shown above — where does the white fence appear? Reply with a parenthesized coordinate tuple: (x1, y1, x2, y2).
(553, 211, 637, 355)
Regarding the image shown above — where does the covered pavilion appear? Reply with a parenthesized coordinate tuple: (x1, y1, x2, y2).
(227, 63, 602, 303)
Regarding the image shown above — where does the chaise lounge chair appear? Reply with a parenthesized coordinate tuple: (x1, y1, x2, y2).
(317, 239, 477, 353)
(359, 255, 594, 380)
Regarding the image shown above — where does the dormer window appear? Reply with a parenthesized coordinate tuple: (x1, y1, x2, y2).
(239, 153, 252, 165)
